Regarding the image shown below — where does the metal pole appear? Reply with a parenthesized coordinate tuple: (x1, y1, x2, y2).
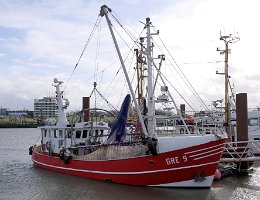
(217, 33, 239, 139)
(145, 17, 156, 138)
(100, 5, 149, 137)
(224, 41, 231, 137)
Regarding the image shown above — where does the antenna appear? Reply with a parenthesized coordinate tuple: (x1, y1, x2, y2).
(216, 32, 239, 137)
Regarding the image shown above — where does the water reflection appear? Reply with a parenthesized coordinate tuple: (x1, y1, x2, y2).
(28, 168, 212, 200)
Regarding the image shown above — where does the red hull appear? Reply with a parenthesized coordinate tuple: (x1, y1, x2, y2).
(32, 138, 227, 187)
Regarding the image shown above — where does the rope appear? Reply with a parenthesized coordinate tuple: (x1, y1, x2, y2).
(64, 16, 101, 91)
(116, 50, 136, 109)
(157, 70, 196, 111)
(154, 27, 209, 110)
(94, 19, 101, 83)
(110, 11, 139, 45)
(97, 16, 144, 110)
(96, 89, 118, 111)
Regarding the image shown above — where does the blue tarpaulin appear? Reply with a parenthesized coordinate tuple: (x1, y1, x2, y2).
(106, 94, 131, 143)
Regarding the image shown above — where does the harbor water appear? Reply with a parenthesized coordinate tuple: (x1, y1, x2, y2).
(0, 128, 259, 200)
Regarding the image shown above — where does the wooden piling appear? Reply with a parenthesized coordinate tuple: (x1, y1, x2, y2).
(236, 93, 249, 172)
(82, 97, 90, 122)
(180, 104, 185, 116)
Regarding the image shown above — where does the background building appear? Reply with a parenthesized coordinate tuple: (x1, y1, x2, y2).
(0, 108, 8, 117)
(34, 97, 58, 119)
(0, 108, 33, 118)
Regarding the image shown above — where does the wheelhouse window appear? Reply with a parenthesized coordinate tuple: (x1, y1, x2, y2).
(43, 130, 47, 137)
(76, 131, 81, 138)
(249, 118, 258, 126)
(59, 130, 63, 138)
(54, 130, 57, 138)
(82, 130, 88, 138)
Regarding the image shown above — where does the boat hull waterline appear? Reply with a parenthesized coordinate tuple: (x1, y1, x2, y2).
(32, 138, 227, 187)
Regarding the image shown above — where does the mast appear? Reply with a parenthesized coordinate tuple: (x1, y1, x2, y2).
(135, 37, 145, 110)
(134, 48, 141, 106)
(145, 17, 158, 137)
(100, 5, 149, 137)
(53, 78, 69, 125)
(217, 33, 239, 138)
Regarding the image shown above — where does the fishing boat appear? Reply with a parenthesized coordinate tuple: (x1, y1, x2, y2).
(246, 109, 260, 154)
(30, 5, 227, 187)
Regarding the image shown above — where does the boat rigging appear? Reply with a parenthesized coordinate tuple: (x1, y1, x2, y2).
(29, 5, 228, 188)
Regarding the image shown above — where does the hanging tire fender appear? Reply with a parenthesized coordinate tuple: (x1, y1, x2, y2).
(29, 146, 33, 155)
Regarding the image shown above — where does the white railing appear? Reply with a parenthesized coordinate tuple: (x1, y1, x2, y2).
(221, 140, 260, 162)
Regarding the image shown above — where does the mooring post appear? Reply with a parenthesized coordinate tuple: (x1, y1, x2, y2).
(236, 93, 249, 173)
(180, 104, 185, 116)
(83, 97, 90, 122)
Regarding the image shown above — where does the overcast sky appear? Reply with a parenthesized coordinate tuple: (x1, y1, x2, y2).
(1, 0, 260, 112)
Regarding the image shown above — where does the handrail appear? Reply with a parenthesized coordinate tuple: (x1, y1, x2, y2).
(221, 140, 260, 163)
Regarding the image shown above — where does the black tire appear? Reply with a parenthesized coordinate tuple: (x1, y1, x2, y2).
(29, 146, 33, 155)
